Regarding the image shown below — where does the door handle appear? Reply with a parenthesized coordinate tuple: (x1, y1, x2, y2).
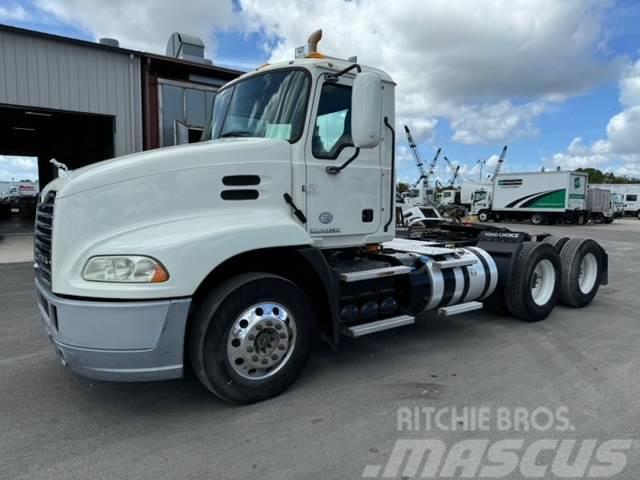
(326, 148, 360, 175)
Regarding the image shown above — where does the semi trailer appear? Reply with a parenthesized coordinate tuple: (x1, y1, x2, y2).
(472, 170, 590, 225)
(34, 30, 608, 404)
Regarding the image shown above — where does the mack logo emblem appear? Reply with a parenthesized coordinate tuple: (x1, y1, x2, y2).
(319, 212, 333, 224)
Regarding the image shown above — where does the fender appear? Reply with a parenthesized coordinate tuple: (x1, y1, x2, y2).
(58, 210, 314, 299)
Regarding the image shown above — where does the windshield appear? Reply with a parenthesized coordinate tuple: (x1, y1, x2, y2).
(203, 69, 310, 142)
(474, 191, 487, 201)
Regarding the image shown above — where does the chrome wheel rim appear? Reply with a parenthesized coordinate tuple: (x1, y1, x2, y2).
(579, 253, 598, 294)
(226, 302, 296, 380)
(531, 259, 556, 306)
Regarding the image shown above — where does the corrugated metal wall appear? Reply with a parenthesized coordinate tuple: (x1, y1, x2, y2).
(0, 29, 143, 156)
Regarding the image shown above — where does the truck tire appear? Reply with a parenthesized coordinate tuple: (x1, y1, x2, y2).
(189, 273, 314, 404)
(504, 242, 561, 322)
(542, 235, 569, 252)
(530, 213, 546, 225)
(558, 238, 604, 308)
(478, 210, 490, 222)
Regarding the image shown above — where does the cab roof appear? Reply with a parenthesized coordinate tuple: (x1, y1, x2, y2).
(229, 56, 395, 86)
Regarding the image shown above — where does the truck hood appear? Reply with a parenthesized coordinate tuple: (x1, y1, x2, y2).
(44, 138, 292, 199)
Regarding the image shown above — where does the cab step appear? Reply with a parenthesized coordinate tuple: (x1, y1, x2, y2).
(432, 257, 477, 269)
(339, 265, 412, 282)
(438, 301, 483, 317)
(342, 314, 415, 337)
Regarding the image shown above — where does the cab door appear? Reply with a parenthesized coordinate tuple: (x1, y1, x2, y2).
(304, 77, 382, 242)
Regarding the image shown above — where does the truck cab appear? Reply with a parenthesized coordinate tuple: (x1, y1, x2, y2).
(34, 31, 608, 404)
(471, 188, 491, 217)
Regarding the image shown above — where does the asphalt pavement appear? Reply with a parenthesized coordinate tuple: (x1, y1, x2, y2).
(1, 220, 640, 479)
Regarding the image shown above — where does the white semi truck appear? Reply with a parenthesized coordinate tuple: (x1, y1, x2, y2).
(35, 31, 608, 404)
(472, 170, 590, 225)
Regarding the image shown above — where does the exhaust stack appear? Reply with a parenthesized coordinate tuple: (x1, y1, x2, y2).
(307, 29, 322, 54)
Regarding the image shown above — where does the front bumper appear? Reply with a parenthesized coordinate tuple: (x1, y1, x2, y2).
(35, 276, 191, 382)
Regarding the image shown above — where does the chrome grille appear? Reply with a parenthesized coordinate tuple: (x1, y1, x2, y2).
(35, 191, 56, 284)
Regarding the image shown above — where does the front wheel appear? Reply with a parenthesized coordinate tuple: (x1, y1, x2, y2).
(190, 273, 314, 404)
(478, 210, 490, 222)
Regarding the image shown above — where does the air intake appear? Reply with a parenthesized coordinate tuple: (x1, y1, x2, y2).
(166, 32, 212, 65)
(99, 38, 119, 48)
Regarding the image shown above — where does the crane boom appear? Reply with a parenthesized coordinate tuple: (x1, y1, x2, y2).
(443, 156, 460, 187)
(404, 125, 441, 188)
(427, 147, 441, 178)
(492, 145, 508, 179)
(404, 125, 428, 188)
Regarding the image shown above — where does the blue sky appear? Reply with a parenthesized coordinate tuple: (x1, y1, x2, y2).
(1, 0, 640, 184)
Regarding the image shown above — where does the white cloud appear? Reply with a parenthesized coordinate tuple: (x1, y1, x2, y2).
(24, 0, 621, 149)
(35, 0, 237, 55)
(450, 101, 545, 144)
(620, 60, 640, 107)
(240, 0, 620, 144)
(0, 156, 39, 182)
(546, 59, 640, 175)
(0, 3, 28, 21)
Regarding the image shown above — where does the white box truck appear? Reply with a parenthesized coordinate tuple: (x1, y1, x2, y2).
(34, 30, 608, 404)
(472, 171, 589, 225)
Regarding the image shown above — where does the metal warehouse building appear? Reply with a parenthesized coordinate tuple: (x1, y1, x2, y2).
(0, 24, 241, 187)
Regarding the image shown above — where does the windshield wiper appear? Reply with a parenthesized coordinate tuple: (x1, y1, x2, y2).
(220, 131, 252, 138)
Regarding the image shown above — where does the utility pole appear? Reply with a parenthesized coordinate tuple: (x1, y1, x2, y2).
(476, 158, 486, 181)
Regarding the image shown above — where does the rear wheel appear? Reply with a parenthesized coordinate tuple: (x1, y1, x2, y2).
(530, 213, 546, 225)
(558, 238, 604, 308)
(504, 242, 561, 321)
(542, 235, 569, 252)
(190, 273, 314, 404)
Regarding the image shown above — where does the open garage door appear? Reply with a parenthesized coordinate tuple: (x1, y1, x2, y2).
(0, 104, 115, 187)
(0, 104, 115, 236)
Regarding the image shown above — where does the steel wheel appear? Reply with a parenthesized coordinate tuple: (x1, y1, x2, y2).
(531, 213, 545, 225)
(531, 259, 556, 306)
(578, 252, 598, 295)
(226, 302, 297, 380)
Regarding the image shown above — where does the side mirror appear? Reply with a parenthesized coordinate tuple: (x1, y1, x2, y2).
(351, 72, 382, 149)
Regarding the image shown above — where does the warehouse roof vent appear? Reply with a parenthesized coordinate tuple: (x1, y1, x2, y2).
(166, 32, 212, 65)
(99, 38, 120, 48)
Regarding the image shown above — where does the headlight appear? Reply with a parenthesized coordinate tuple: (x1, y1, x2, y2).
(82, 256, 169, 283)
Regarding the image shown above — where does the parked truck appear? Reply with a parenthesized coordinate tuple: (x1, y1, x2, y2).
(590, 184, 640, 217)
(7, 182, 39, 217)
(34, 30, 608, 404)
(472, 170, 590, 225)
(587, 187, 620, 224)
